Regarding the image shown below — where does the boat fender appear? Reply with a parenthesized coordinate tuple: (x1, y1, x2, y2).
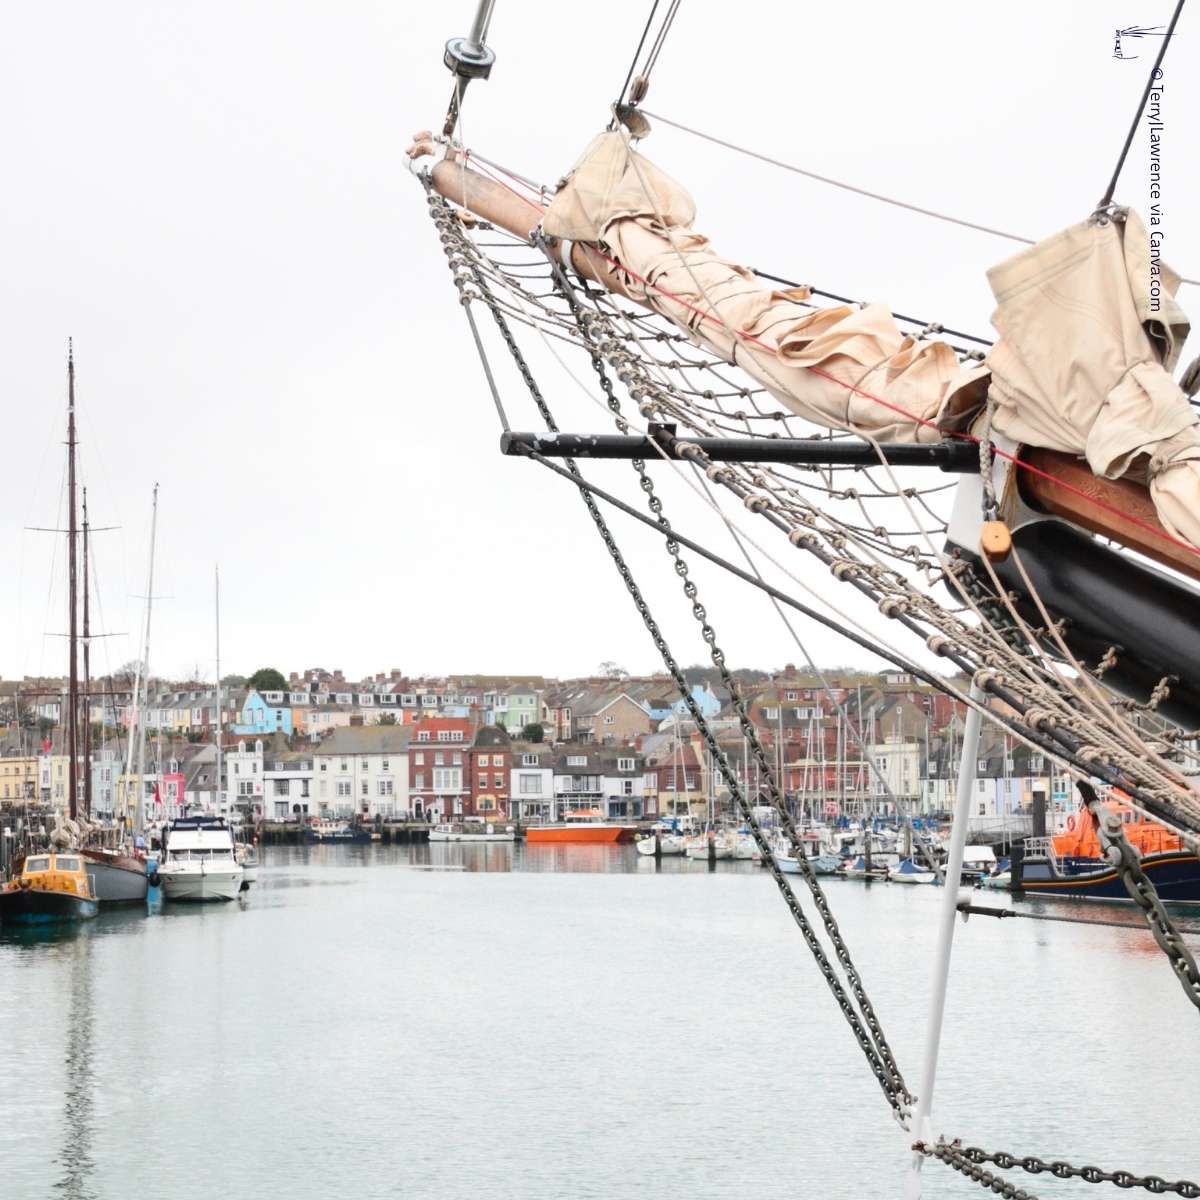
(148, 869, 160, 888)
(1066, 815, 1077, 832)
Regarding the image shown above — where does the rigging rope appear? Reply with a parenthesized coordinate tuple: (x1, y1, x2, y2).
(1099, 0, 1187, 209)
(638, 108, 1199, 287)
(431, 187, 916, 1118)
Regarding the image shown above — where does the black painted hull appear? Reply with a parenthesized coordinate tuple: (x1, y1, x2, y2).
(1019, 851, 1200, 904)
(0, 887, 99, 924)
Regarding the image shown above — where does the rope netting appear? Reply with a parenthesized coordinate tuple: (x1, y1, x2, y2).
(423, 158, 1200, 841)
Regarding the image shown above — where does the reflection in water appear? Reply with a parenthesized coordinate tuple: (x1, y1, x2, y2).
(55, 934, 97, 1200)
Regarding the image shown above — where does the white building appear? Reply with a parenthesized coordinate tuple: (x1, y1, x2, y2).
(869, 737, 922, 812)
(510, 746, 554, 820)
(313, 726, 412, 818)
(226, 739, 264, 815)
(262, 751, 316, 821)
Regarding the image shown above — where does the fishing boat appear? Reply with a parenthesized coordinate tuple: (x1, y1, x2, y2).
(80, 847, 152, 904)
(959, 846, 997, 881)
(839, 855, 890, 882)
(891, 859, 938, 886)
(978, 859, 1011, 890)
(684, 829, 735, 860)
(430, 819, 515, 843)
(634, 829, 686, 856)
(304, 818, 368, 843)
(0, 853, 98, 924)
(157, 816, 244, 901)
(525, 812, 636, 844)
(412, 9, 1200, 1193)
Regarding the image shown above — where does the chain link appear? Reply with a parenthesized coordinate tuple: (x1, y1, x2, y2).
(540, 246, 912, 1123)
(429, 195, 914, 1120)
(915, 1140, 1200, 1198)
(1079, 781, 1200, 1012)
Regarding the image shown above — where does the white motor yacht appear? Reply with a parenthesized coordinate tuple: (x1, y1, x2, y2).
(157, 816, 244, 902)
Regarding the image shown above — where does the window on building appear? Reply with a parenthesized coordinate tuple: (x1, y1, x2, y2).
(434, 752, 445, 766)
(273, 780, 288, 796)
(494, 774, 503, 788)
(478, 754, 489, 767)
(1030, 755, 1044, 772)
(604, 715, 615, 725)
(361, 780, 368, 796)
(522, 754, 538, 767)
(977, 779, 986, 793)
(567, 755, 586, 767)
(618, 757, 634, 771)
(977, 758, 988, 772)
(319, 761, 327, 772)
(478, 774, 487, 789)
(340, 759, 348, 771)
(336, 780, 351, 798)
(415, 773, 425, 789)
(238, 781, 253, 797)
(765, 707, 779, 720)
(378, 779, 393, 796)
(519, 775, 542, 795)
(453, 752, 462, 765)
(786, 691, 797, 701)
(417, 731, 430, 742)
(622, 780, 633, 796)
(381, 759, 389, 772)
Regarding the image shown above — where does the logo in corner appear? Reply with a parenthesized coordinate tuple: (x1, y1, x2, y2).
(1112, 24, 1166, 59)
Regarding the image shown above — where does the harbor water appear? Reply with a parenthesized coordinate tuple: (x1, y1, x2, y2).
(2, 843, 1198, 1199)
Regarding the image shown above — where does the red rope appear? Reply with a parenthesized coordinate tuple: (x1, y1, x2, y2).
(455, 150, 1200, 560)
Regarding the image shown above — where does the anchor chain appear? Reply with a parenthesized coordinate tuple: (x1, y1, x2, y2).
(916, 1140, 1200, 1198)
(540, 252, 912, 1115)
(1079, 781, 1200, 1013)
(429, 194, 913, 1120)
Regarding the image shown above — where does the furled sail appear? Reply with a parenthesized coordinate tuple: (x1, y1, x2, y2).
(542, 132, 1199, 546)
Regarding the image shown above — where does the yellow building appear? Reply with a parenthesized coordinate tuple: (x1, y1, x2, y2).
(0, 755, 38, 805)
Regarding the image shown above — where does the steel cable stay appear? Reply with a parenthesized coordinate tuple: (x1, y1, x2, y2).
(424, 182, 1200, 1195)
(429, 191, 915, 1120)
(429, 185, 1200, 1194)
(425, 5, 1200, 1194)
(537, 246, 947, 878)
(427, 177, 1200, 833)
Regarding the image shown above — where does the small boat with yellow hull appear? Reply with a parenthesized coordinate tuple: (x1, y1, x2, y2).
(0, 853, 99, 925)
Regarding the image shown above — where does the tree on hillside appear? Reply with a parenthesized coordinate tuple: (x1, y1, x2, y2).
(378, 713, 397, 726)
(597, 661, 628, 679)
(522, 722, 544, 743)
(248, 667, 288, 693)
(221, 673, 248, 689)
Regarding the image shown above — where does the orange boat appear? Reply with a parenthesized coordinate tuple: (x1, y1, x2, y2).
(1052, 793, 1182, 859)
(524, 811, 636, 844)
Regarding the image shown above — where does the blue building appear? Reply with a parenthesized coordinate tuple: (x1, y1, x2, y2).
(233, 689, 293, 737)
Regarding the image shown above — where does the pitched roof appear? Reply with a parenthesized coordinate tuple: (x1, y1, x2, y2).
(313, 726, 415, 756)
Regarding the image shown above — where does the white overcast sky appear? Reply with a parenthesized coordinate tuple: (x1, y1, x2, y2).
(2, 1, 1196, 685)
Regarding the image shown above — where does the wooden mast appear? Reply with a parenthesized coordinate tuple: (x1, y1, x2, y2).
(67, 342, 79, 822)
(82, 487, 92, 820)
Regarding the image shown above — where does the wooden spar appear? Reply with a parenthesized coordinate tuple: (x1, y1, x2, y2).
(1017, 446, 1200, 585)
(426, 155, 636, 299)
(82, 488, 91, 820)
(67, 345, 79, 822)
(421, 143, 1200, 584)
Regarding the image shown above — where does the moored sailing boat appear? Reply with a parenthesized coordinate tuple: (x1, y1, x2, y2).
(0, 852, 98, 924)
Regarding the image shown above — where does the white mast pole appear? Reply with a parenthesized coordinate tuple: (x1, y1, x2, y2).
(133, 484, 158, 837)
(904, 685, 984, 1198)
(215, 564, 222, 819)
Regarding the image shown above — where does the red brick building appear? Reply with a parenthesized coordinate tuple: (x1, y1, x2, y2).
(467, 724, 511, 818)
(409, 716, 475, 818)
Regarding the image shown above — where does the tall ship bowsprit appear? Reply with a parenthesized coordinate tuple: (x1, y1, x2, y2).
(408, 4, 1200, 1195)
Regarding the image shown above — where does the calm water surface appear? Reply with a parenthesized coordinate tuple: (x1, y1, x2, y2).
(2, 842, 1198, 1199)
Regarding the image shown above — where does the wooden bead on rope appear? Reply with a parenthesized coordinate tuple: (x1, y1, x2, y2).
(980, 520, 1012, 562)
